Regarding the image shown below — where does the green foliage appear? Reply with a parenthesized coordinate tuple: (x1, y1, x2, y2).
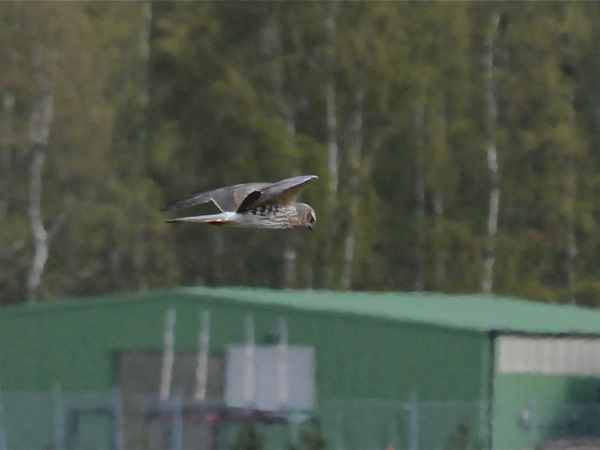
(2, 3, 600, 304)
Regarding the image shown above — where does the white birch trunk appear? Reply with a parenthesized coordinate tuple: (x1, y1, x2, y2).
(283, 246, 297, 288)
(325, 80, 339, 208)
(340, 232, 355, 290)
(481, 13, 501, 295)
(303, 260, 314, 290)
(261, 15, 299, 288)
(323, 79, 339, 288)
(340, 85, 365, 290)
(565, 155, 577, 304)
(27, 145, 50, 303)
(1, 4, 18, 221)
(26, 49, 57, 304)
(322, 2, 339, 288)
(281, 95, 298, 289)
(1, 92, 15, 220)
(212, 229, 225, 285)
(323, 3, 339, 209)
(432, 98, 448, 291)
(133, 1, 152, 291)
(413, 104, 426, 292)
(565, 91, 578, 305)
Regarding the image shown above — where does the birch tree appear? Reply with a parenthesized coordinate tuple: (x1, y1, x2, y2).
(558, 5, 591, 304)
(132, 1, 152, 291)
(26, 48, 59, 303)
(4, 2, 600, 303)
(564, 120, 578, 305)
(340, 83, 365, 289)
(0, 93, 15, 222)
(321, 0, 340, 288)
(481, 12, 501, 295)
(428, 98, 450, 291)
(260, 7, 300, 288)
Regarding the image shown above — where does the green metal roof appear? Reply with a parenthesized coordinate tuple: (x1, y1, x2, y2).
(6, 287, 600, 335)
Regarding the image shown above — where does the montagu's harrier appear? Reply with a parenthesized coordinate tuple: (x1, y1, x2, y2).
(162, 175, 318, 230)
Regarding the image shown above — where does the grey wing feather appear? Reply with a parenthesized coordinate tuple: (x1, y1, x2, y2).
(162, 182, 270, 213)
(241, 175, 318, 210)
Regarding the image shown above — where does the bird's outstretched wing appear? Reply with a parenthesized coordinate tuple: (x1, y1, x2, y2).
(161, 175, 318, 213)
(237, 175, 318, 212)
(161, 182, 270, 213)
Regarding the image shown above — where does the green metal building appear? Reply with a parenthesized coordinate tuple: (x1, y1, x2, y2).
(2, 287, 600, 449)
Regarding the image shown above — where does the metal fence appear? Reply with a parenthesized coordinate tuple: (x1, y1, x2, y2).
(316, 398, 484, 450)
(1, 389, 599, 450)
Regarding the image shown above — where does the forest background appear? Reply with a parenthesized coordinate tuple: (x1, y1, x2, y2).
(2, 2, 600, 307)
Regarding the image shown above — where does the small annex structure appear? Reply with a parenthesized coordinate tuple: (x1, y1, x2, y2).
(2, 287, 600, 449)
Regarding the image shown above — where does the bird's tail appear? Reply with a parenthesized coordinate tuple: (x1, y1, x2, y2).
(164, 213, 232, 225)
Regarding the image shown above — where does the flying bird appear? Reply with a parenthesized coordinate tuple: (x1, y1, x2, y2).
(162, 175, 318, 230)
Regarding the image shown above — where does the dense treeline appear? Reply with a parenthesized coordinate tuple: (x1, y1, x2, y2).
(2, 2, 600, 306)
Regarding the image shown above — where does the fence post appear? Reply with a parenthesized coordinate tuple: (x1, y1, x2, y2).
(194, 311, 211, 403)
(529, 398, 539, 448)
(288, 412, 305, 447)
(53, 383, 65, 450)
(171, 390, 183, 450)
(0, 389, 7, 450)
(160, 308, 177, 402)
(277, 314, 289, 411)
(243, 314, 255, 409)
(112, 386, 124, 450)
(407, 391, 418, 450)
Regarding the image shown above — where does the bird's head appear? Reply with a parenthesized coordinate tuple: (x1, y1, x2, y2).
(297, 203, 317, 230)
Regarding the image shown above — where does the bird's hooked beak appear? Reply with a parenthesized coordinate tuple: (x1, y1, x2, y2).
(308, 216, 316, 231)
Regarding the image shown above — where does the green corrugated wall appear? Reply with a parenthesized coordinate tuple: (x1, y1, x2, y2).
(0, 290, 490, 403)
